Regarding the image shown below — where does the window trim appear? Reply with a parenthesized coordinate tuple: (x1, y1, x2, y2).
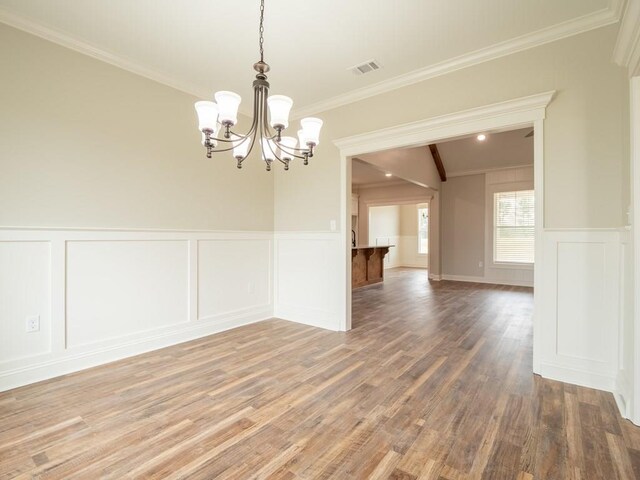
(493, 190, 534, 265)
(485, 180, 535, 271)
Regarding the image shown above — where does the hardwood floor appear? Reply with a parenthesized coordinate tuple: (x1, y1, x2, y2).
(2, 267, 640, 479)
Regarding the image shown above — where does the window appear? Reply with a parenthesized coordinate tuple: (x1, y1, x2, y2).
(494, 190, 534, 264)
(418, 206, 428, 254)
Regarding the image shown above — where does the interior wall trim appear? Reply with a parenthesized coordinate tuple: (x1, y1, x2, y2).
(334, 91, 555, 157)
(0, 227, 275, 392)
(0, 7, 210, 99)
(440, 274, 533, 288)
(613, 0, 640, 76)
(0, 2, 620, 119)
(294, 1, 621, 118)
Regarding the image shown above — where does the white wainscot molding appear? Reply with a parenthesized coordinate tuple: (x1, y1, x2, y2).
(0, 228, 273, 391)
(538, 229, 621, 394)
(273, 232, 345, 331)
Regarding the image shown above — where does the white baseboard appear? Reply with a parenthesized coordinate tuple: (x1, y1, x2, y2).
(616, 370, 633, 420)
(0, 306, 271, 392)
(538, 362, 616, 393)
(274, 304, 342, 332)
(441, 274, 533, 287)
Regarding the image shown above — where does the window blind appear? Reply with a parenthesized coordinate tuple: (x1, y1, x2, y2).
(494, 190, 534, 264)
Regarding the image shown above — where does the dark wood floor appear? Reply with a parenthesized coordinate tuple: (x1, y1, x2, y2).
(2, 267, 640, 479)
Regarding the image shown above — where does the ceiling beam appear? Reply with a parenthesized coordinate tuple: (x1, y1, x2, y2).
(428, 144, 447, 182)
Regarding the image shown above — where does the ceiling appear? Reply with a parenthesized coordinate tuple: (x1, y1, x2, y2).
(353, 127, 533, 186)
(437, 128, 533, 176)
(0, 0, 617, 115)
(352, 158, 409, 188)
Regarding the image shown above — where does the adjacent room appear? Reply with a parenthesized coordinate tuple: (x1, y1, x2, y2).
(2, 0, 640, 478)
(350, 128, 535, 332)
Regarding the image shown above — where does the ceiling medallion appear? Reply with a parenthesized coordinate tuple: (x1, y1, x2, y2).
(194, 0, 323, 171)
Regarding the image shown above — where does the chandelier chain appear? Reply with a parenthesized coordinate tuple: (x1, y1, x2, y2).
(259, 0, 265, 63)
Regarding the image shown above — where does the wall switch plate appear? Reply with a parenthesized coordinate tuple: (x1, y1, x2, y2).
(26, 315, 40, 333)
(478, 261, 484, 268)
(247, 282, 255, 294)
(330, 220, 337, 231)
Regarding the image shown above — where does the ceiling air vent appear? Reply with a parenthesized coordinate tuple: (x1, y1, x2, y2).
(350, 60, 382, 76)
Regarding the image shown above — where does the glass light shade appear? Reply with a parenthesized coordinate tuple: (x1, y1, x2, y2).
(300, 117, 323, 146)
(195, 101, 219, 132)
(232, 134, 249, 159)
(267, 95, 293, 129)
(279, 136, 297, 160)
(261, 138, 276, 161)
(297, 129, 309, 149)
(214, 91, 241, 126)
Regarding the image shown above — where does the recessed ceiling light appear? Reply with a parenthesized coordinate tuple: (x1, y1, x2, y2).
(385, 173, 393, 177)
(477, 134, 487, 141)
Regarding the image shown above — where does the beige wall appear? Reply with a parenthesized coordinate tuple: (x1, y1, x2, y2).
(399, 204, 419, 236)
(441, 174, 486, 277)
(0, 24, 274, 231)
(275, 25, 629, 231)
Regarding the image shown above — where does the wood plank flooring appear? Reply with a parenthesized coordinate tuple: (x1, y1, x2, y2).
(2, 267, 640, 479)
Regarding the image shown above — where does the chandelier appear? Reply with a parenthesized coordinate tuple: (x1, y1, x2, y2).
(194, 0, 323, 171)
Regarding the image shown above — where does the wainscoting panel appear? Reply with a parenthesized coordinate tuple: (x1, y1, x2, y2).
(198, 239, 271, 321)
(0, 228, 273, 391)
(274, 232, 344, 331)
(539, 229, 620, 392)
(0, 241, 51, 363)
(66, 240, 190, 349)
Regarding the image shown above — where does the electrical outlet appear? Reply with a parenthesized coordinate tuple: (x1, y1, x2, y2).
(26, 315, 40, 333)
(478, 261, 484, 268)
(329, 220, 337, 231)
(247, 282, 255, 294)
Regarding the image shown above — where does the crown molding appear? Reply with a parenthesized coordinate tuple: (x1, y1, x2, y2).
(0, 6, 211, 100)
(293, 2, 622, 118)
(613, 0, 640, 76)
(0, 3, 619, 118)
(334, 91, 555, 157)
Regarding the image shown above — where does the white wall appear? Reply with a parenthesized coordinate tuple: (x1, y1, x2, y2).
(369, 205, 401, 268)
(540, 229, 621, 392)
(399, 204, 429, 269)
(0, 228, 273, 391)
(273, 232, 343, 331)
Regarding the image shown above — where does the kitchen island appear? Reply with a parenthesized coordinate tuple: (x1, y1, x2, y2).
(352, 245, 394, 289)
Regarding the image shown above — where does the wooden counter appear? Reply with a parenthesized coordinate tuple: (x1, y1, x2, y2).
(352, 245, 394, 289)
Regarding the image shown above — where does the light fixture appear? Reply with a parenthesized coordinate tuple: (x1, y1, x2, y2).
(477, 134, 487, 141)
(194, 0, 323, 171)
(385, 173, 393, 177)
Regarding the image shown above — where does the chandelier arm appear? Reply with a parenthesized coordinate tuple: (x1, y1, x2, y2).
(272, 138, 309, 160)
(259, 95, 287, 165)
(242, 83, 261, 140)
(204, 143, 242, 154)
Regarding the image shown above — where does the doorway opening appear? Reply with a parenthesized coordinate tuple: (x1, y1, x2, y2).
(335, 91, 553, 373)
